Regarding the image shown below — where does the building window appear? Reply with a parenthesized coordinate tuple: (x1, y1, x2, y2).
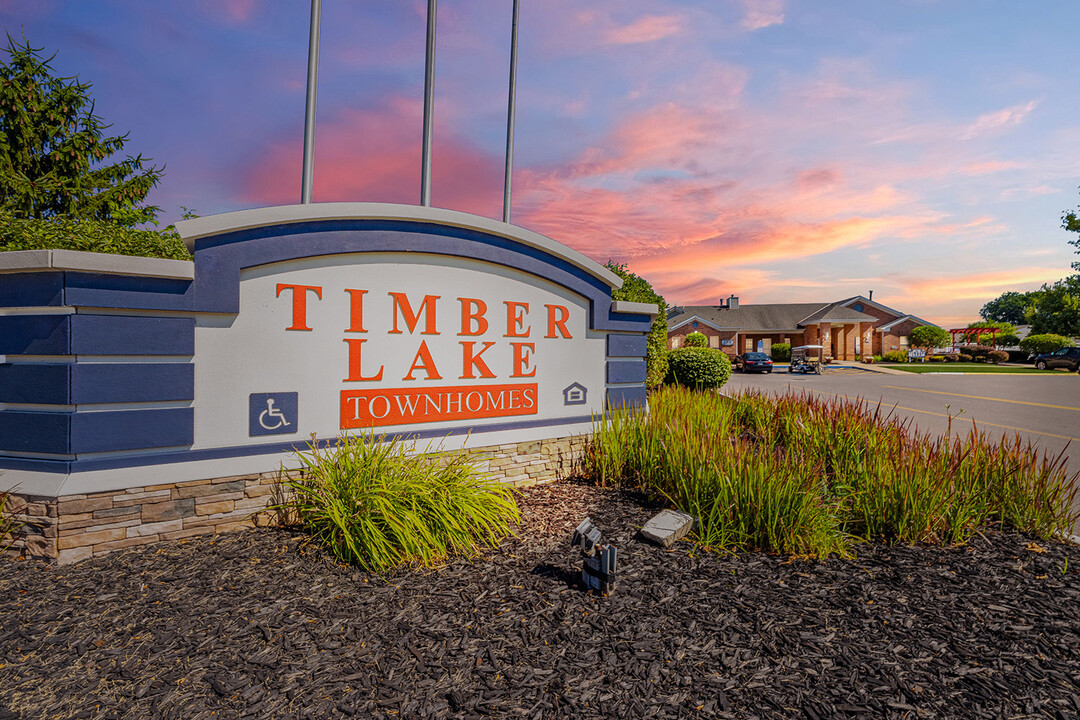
(899, 335, 909, 347)
(692, 321, 698, 328)
(709, 335, 720, 349)
(853, 303, 864, 312)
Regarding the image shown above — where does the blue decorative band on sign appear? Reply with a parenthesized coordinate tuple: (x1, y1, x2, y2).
(606, 386, 647, 411)
(0, 407, 193, 455)
(249, 393, 299, 436)
(0, 363, 70, 404)
(606, 309, 652, 332)
(0, 315, 69, 355)
(0, 413, 601, 474)
(72, 315, 195, 355)
(0, 272, 64, 307)
(606, 334, 647, 358)
(0, 363, 194, 404)
(8, 220, 649, 333)
(70, 408, 193, 453)
(0, 411, 70, 454)
(607, 360, 647, 384)
(0, 314, 194, 356)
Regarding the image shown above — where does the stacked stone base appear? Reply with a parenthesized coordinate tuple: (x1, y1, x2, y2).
(3, 434, 587, 564)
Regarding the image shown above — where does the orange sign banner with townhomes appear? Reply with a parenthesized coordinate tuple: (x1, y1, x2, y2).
(341, 383, 538, 429)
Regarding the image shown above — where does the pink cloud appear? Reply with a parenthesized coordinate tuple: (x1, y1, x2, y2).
(193, 0, 259, 24)
(959, 100, 1039, 140)
(739, 0, 785, 31)
(241, 97, 502, 217)
(603, 15, 684, 45)
(904, 267, 1062, 300)
(962, 160, 1023, 176)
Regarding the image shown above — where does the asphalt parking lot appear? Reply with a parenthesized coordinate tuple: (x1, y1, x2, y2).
(726, 365, 1080, 534)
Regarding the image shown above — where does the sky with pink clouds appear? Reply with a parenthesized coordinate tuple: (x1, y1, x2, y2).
(4, 0, 1079, 326)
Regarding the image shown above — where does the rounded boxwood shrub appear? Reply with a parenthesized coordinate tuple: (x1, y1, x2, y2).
(987, 350, 1009, 364)
(685, 331, 708, 348)
(959, 353, 973, 362)
(665, 347, 732, 389)
(771, 343, 792, 361)
(942, 352, 960, 362)
(883, 350, 908, 363)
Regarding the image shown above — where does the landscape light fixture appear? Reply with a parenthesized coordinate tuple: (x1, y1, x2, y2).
(571, 518, 617, 595)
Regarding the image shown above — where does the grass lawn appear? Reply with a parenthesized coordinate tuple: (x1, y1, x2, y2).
(880, 363, 1068, 374)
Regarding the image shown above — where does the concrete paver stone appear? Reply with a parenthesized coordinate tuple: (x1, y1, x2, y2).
(641, 509, 694, 548)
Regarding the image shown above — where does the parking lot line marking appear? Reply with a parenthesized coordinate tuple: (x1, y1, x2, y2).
(880, 385, 1080, 413)
(800, 388, 1080, 443)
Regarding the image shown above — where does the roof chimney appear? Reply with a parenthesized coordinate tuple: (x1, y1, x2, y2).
(869, 290, 873, 301)
(728, 294, 739, 310)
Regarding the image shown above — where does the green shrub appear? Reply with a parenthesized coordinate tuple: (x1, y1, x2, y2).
(646, 345, 669, 388)
(968, 345, 993, 361)
(606, 262, 668, 388)
(771, 343, 792, 361)
(872, 355, 883, 363)
(929, 355, 946, 363)
(584, 387, 1080, 556)
(1, 486, 24, 554)
(987, 350, 1009, 364)
(909, 325, 951, 350)
(0, 213, 192, 260)
(275, 434, 520, 572)
(665, 347, 732, 389)
(1020, 334, 1072, 356)
(685, 331, 708, 348)
(883, 350, 908, 363)
(959, 353, 973, 362)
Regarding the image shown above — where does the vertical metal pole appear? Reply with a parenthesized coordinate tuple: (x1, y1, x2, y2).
(301, 0, 322, 204)
(420, 0, 437, 206)
(502, 0, 520, 224)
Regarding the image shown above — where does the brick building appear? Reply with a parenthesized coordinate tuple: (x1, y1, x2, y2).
(667, 295, 935, 362)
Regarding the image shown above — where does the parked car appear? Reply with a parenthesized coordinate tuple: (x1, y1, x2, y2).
(735, 352, 774, 373)
(1032, 346, 1080, 372)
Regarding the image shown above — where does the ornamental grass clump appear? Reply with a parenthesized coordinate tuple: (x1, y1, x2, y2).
(585, 386, 1079, 557)
(277, 434, 519, 572)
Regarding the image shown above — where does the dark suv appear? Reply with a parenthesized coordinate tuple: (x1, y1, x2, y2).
(1033, 346, 1080, 372)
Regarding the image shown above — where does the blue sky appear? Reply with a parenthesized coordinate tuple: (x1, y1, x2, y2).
(4, 0, 1079, 325)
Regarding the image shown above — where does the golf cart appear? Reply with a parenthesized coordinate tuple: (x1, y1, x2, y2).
(789, 345, 824, 374)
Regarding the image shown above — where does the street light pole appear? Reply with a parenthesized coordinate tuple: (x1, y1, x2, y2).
(502, 0, 520, 224)
(420, 0, 437, 206)
(301, 0, 322, 204)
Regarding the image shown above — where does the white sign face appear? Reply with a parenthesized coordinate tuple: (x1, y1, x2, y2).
(192, 253, 606, 449)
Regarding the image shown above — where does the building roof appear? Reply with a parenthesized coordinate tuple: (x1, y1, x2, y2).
(670, 303, 831, 332)
(799, 304, 879, 324)
(669, 295, 936, 334)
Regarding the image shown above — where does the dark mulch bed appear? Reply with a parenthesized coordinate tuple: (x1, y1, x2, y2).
(3, 479, 1080, 720)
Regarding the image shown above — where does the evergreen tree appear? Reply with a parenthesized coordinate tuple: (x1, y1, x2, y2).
(0, 36, 162, 227)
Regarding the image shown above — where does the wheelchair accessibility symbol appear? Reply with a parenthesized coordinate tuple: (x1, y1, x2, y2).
(249, 392, 298, 437)
(259, 398, 290, 430)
